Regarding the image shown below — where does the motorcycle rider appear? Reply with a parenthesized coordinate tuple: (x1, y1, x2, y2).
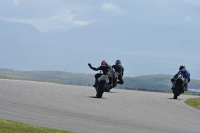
(88, 60, 116, 89)
(112, 60, 124, 85)
(171, 65, 190, 91)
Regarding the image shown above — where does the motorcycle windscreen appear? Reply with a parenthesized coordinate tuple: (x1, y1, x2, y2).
(98, 75, 109, 83)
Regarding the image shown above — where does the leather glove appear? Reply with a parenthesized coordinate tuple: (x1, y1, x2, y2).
(88, 63, 92, 67)
(171, 78, 175, 82)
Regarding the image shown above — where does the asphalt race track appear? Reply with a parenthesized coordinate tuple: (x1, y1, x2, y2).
(0, 79, 200, 133)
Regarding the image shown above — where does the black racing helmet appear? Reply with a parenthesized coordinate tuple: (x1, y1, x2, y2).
(179, 65, 185, 71)
(115, 59, 121, 65)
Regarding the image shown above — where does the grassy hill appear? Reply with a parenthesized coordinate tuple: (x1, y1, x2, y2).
(0, 68, 200, 91)
(0, 69, 94, 86)
(121, 74, 171, 90)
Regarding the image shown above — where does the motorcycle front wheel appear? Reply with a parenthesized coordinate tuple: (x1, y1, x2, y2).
(96, 80, 107, 98)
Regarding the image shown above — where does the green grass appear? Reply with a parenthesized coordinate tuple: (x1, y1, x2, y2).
(185, 97, 200, 110)
(0, 119, 74, 133)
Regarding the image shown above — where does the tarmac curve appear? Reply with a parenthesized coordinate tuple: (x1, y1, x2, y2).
(0, 79, 200, 133)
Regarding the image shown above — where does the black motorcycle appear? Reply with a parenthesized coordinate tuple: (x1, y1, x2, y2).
(172, 77, 185, 99)
(95, 74, 109, 98)
(95, 68, 118, 97)
(105, 69, 118, 92)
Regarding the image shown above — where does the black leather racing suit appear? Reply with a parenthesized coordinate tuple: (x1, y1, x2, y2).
(112, 64, 124, 85)
(88, 63, 113, 87)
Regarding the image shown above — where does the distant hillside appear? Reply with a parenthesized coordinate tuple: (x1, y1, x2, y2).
(0, 69, 94, 86)
(121, 75, 200, 91)
(0, 68, 200, 91)
(122, 74, 172, 90)
(1, 19, 200, 79)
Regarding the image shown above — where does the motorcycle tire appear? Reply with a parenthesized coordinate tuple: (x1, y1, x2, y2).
(173, 86, 181, 99)
(173, 94, 178, 99)
(96, 80, 107, 98)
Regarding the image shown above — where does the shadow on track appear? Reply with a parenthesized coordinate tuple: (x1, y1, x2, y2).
(167, 98, 182, 100)
(89, 96, 107, 99)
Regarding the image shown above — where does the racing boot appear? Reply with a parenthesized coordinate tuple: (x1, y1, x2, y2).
(171, 87, 175, 92)
(183, 87, 187, 91)
(93, 82, 97, 87)
(93, 79, 98, 88)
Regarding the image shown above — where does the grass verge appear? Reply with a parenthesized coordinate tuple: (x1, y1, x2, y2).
(185, 97, 200, 110)
(0, 119, 74, 133)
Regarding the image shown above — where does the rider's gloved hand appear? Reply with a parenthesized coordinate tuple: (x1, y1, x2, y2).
(171, 78, 175, 82)
(88, 63, 92, 67)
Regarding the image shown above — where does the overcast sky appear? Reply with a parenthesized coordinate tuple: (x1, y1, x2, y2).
(1, 0, 200, 32)
(1, 0, 200, 79)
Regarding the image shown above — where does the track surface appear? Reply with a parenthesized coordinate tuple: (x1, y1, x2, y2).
(0, 79, 200, 133)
